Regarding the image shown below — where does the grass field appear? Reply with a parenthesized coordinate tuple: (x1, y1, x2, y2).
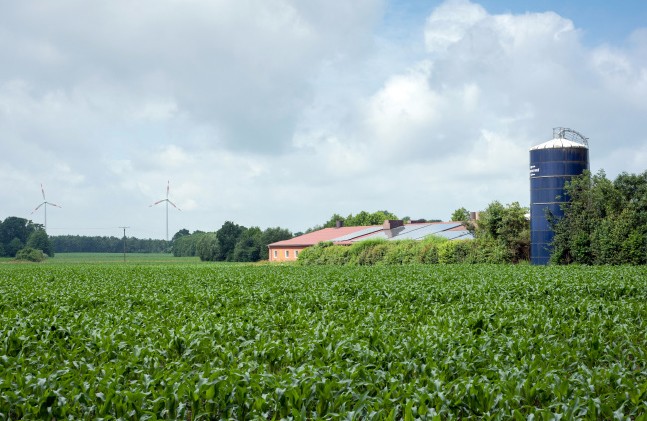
(1, 253, 203, 265)
(1, 263, 646, 419)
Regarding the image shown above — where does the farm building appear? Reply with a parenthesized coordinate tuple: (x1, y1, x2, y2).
(268, 220, 473, 262)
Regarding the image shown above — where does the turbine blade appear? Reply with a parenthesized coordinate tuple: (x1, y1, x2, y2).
(149, 199, 166, 207)
(49, 202, 62, 208)
(31, 203, 44, 214)
(41, 184, 46, 200)
(167, 180, 170, 198)
(168, 200, 181, 211)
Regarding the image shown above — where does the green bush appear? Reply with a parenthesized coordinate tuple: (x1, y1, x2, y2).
(452, 240, 473, 263)
(297, 234, 528, 266)
(297, 242, 332, 265)
(347, 239, 388, 265)
(621, 231, 646, 265)
(417, 236, 447, 263)
(435, 240, 478, 264)
(15, 247, 45, 262)
(460, 238, 508, 264)
(356, 243, 390, 265)
(320, 244, 352, 265)
(382, 240, 419, 265)
(418, 242, 439, 263)
(437, 241, 458, 264)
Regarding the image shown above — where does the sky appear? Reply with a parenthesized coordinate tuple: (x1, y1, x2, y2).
(1, 0, 646, 239)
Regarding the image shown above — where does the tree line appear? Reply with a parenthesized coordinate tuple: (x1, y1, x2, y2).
(302, 210, 440, 234)
(51, 235, 169, 253)
(0, 217, 292, 262)
(172, 223, 292, 262)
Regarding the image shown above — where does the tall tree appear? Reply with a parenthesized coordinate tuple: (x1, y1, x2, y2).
(346, 210, 399, 226)
(0, 217, 37, 257)
(475, 201, 529, 262)
(27, 229, 54, 257)
(451, 207, 470, 222)
(313, 210, 400, 231)
(6, 238, 24, 257)
(196, 233, 220, 261)
(172, 228, 190, 242)
(216, 221, 246, 261)
(551, 170, 647, 265)
(233, 227, 263, 262)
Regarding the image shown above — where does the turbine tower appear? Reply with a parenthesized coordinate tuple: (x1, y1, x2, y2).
(31, 184, 62, 233)
(149, 181, 181, 241)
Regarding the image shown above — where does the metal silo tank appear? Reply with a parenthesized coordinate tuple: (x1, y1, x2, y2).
(529, 128, 589, 265)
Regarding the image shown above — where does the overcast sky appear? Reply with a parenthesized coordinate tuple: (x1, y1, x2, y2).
(1, 0, 646, 239)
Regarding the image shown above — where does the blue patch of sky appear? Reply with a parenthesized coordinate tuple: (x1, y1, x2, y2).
(380, 0, 647, 47)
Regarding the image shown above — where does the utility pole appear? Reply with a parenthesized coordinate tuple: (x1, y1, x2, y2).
(119, 226, 130, 262)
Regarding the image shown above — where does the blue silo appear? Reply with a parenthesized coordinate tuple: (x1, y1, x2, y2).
(530, 128, 589, 265)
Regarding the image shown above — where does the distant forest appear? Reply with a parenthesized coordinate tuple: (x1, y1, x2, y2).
(51, 236, 168, 253)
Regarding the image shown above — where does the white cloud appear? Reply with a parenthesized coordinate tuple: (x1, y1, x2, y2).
(155, 145, 193, 168)
(364, 62, 441, 148)
(424, 0, 487, 53)
(1, 0, 646, 236)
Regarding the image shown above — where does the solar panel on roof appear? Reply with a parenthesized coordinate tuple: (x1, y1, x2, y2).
(384, 224, 426, 240)
(354, 223, 442, 241)
(434, 230, 473, 240)
(330, 226, 383, 242)
(393, 223, 461, 240)
(343, 223, 471, 242)
(361, 231, 388, 240)
(355, 224, 410, 241)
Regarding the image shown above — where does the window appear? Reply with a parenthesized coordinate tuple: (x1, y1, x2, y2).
(273, 250, 277, 259)
(285, 250, 290, 258)
(295, 250, 299, 257)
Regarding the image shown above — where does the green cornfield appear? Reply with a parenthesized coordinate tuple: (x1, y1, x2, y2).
(1, 263, 646, 419)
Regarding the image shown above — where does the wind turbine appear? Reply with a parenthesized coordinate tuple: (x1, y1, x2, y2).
(31, 184, 62, 233)
(149, 181, 181, 241)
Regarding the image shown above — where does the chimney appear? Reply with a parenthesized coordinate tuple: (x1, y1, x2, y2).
(383, 220, 404, 230)
(469, 212, 480, 221)
(336, 220, 344, 228)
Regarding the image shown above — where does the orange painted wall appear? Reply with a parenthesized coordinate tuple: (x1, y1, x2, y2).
(268, 246, 304, 262)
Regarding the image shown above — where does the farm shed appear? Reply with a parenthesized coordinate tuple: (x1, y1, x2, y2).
(268, 220, 473, 262)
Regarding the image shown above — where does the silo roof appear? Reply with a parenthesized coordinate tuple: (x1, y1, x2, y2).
(530, 138, 588, 150)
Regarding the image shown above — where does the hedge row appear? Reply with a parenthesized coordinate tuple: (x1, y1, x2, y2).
(298, 236, 516, 265)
